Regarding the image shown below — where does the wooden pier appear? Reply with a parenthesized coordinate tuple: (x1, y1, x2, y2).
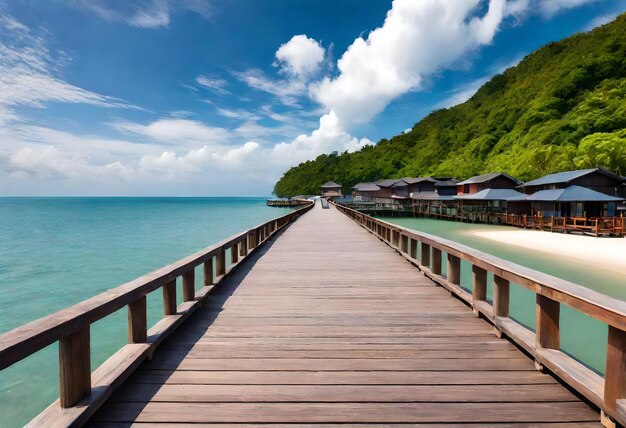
(4, 200, 626, 426)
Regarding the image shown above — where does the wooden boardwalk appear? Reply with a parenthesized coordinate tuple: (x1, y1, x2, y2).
(89, 202, 600, 426)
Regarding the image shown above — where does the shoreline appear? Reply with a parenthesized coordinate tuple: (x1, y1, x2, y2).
(468, 228, 626, 277)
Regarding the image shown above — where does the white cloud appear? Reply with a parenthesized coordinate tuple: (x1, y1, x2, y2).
(112, 118, 232, 146)
(310, 0, 511, 129)
(0, 11, 136, 124)
(196, 75, 230, 95)
(275, 35, 325, 77)
(72, 0, 212, 28)
(538, 0, 599, 17)
(585, 12, 619, 31)
(233, 69, 305, 106)
(271, 111, 371, 164)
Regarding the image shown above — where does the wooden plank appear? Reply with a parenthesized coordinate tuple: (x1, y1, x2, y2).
(130, 369, 557, 386)
(113, 383, 579, 403)
(92, 402, 599, 423)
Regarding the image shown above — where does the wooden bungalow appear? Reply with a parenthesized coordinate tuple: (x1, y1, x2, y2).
(456, 188, 528, 223)
(457, 172, 521, 195)
(526, 185, 623, 218)
(433, 178, 460, 196)
(352, 182, 381, 202)
(320, 181, 342, 199)
(522, 167, 626, 197)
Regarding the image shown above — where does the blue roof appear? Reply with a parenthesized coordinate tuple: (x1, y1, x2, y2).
(455, 188, 527, 201)
(527, 185, 624, 202)
(523, 168, 626, 187)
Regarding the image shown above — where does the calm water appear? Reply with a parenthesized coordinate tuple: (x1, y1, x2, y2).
(0, 197, 292, 427)
(381, 216, 626, 376)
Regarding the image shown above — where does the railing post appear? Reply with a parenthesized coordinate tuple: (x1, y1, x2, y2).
(400, 234, 408, 253)
(447, 254, 460, 285)
(410, 239, 418, 259)
(605, 326, 626, 418)
(183, 270, 195, 302)
(231, 242, 239, 264)
(163, 279, 177, 315)
(493, 275, 510, 317)
(431, 248, 442, 275)
(241, 236, 248, 257)
(216, 248, 226, 277)
(472, 265, 487, 316)
(204, 258, 214, 286)
(421, 242, 431, 267)
(59, 326, 91, 408)
(128, 296, 147, 343)
(536, 295, 560, 349)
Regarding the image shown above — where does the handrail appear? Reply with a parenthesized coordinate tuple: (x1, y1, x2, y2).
(332, 200, 626, 427)
(0, 200, 314, 426)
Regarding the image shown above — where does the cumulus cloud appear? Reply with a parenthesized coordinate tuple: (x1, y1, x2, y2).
(275, 35, 325, 77)
(72, 0, 213, 28)
(271, 111, 371, 164)
(310, 0, 509, 128)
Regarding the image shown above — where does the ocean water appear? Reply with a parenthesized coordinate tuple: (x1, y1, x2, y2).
(0, 197, 293, 427)
(381, 216, 626, 375)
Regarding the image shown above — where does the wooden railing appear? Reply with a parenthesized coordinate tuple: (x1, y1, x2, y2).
(0, 201, 314, 427)
(499, 214, 625, 237)
(333, 201, 626, 427)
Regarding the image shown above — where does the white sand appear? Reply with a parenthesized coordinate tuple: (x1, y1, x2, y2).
(469, 229, 626, 277)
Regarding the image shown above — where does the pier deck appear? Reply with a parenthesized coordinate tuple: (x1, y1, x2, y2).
(89, 203, 599, 426)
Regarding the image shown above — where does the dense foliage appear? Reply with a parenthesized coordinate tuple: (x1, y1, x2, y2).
(274, 14, 626, 197)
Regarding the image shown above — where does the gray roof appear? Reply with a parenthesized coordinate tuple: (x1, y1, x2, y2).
(375, 178, 406, 187)
(321, 181, 341, 188)
(434, 178, 459, 187)
(523, 168, 626, 187)
(412, 192, 456, 201)
(457, 172, 521, 186)
(352, 182, 381, 192)
(526, 185, 624, 202)
(401, 177, 436, 185)
(455, 188, 527, 201)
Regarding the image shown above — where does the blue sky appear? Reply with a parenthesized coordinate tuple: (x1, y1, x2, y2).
(1, 0, 625, 196)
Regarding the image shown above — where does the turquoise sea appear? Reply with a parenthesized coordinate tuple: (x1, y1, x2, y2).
(0, 197, 293, 427)
(381, 217, 626, 377)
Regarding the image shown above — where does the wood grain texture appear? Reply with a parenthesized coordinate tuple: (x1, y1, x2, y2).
(90, 203, 600, 426)
(128, 297, 147, 343)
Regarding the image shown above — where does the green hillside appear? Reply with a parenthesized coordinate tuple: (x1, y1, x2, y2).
(274, 14, 626, 197)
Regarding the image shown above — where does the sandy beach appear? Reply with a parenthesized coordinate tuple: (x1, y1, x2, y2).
(469, 229, 626, 277)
